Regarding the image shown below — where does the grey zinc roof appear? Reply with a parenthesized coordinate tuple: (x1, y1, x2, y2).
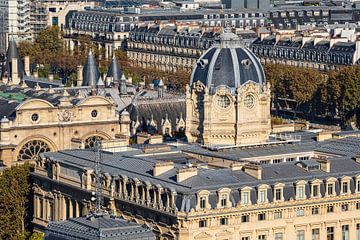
(82, 51, 100, 87)
(43, 136, 360, 193)
(44, 213, 156, 240)
(41, 135, 360, 212)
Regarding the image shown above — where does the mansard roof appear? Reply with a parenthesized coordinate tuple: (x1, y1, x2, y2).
(40, 135, 360, 212)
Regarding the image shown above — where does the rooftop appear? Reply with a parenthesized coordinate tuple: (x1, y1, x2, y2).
(44, 212, 156, 240)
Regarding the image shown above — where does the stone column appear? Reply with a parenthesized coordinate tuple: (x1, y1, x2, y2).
(75, 201, 79, 218)
(68, 198, 73, 218)
(61, 196, 67, 220)
(130, 183, 134, 201)
(122, 178, 128, 199)
(141, 185, 146, 204)
(166, 192, 170, 210)
(42, 197, 46, 220)
(53, 193, 58, 221)
(146, 186, 151, 206)
(171, 191, 176, 210)
(134, 183, 139, 203)
(157, 187, 163, 209)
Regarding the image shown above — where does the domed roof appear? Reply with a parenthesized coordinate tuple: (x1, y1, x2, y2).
(190, 30, 265, 93)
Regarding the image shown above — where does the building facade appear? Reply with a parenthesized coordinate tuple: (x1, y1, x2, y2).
(251, 35, 360, 70)
(65, 9, 267, 59)
(186, 30, 271, 146)
(0, 0, 31, 52)
(32, 134, 360, 239)
(0, 41, 130, 167)
(127, 25, 218, 72)
(31, 30, 360, 240)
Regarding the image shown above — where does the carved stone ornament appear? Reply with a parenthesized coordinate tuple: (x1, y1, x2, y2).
(193, 80, 205, 93)
(58, 110, 74, 122)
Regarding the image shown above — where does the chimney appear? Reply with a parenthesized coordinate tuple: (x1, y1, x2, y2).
(230, 162, 244, 171)
(11, 58, 19, 85)
(243, 163, 262, 180)
(153, 161, 174, 176)
(77, 65, 83, 87)
(24, 56, 30, 76)
(316, 158, 331, 173)
(177, 167, 197, 182)
(355, 154, 360, 164)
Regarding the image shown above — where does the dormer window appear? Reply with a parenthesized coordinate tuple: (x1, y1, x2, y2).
(257, 185, 269, 204)
(327, 182, 334, 196)
(342, 182, 349, 194)
(259, 190, 266, 203)
(274, 183, 284, 202)
(312, 184, 319, 197)
(356, 177, 360, 193)
(220, 194, 227, 207)
(241, 191, 249, 205)
(296, 184, 306, 200)
(341, 177, 351, 195)
(200, 196, 206, 209)
(311, 180, 321, 198)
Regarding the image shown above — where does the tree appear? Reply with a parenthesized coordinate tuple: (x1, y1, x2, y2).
(0, 164, 32, 240)
(35, 26, 63, 53)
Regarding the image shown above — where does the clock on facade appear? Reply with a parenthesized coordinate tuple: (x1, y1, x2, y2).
(244, 94, 255, 109)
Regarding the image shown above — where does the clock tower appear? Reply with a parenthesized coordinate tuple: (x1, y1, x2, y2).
(185, 30, 271, 146)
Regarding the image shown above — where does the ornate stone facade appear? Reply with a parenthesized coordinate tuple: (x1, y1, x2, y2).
(186, 31, 271, 146)
(0, 86, 129, 166)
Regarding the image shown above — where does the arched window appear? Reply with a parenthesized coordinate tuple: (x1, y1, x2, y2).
(84, 136, 104, 149)
(17, 139, 51, 161)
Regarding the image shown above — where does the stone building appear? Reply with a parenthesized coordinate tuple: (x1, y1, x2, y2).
(127, 25, 218, 72)
(186, 30, 271, 146)
(251, 35, 360, 70)
(32, 131, 360, 239)
(65, 8, 268, 59)
(0, 41, 131, 167)
(31, 30, 360, 240)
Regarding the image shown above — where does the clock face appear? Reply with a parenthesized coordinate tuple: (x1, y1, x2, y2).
(244, 94, 255, 109)
(217, 95, 231, 109)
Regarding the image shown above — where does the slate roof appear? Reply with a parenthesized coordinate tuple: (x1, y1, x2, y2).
(42, 135, 360, 211)
(127, 98, 185, 133)
(191, 31, 265, 93)
(106, 55, 123, 82)
(1, 37, 25, 80)
(83, 51, 100, 87)
(44, 213, 156, 240)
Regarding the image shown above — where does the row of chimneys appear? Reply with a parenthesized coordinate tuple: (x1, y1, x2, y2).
(152, 155, 349, 183)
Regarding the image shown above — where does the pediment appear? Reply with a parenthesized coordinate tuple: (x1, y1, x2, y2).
(195, 232, 212, 239)
(216, 230, 233, 237)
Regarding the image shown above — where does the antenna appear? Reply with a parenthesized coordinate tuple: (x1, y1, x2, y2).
(93, 140, 102, 213)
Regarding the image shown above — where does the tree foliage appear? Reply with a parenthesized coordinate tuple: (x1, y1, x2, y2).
(0, 164, 32, 240)
(264, 63, 360, 127)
